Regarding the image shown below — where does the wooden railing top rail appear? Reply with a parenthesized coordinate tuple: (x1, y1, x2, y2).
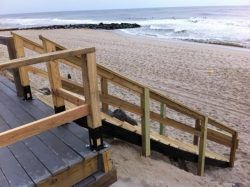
(11, 32, 44, 53)
(0, 48, 95, 71)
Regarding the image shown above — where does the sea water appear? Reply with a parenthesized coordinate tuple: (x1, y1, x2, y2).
(0, 6, 250, 48)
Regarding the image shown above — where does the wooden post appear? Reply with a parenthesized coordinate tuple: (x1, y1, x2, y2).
(141, 87, 150, 157)
(193, 119, 201, 145)
(41, 39, 65, 113)
(6, 37, 23, 97)
(159, 103, 166, 135)
(229, 132, 238, 167)
(12, 33, 32, 100)
(81, 51, 103, 150)
(197, 117, 208, 176)
(101, 77, 109, 114)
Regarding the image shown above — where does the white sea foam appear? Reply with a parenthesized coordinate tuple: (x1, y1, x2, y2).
(0, 16, 249, 48)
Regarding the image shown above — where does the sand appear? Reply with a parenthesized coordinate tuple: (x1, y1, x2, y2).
(0, 29, 249, 187)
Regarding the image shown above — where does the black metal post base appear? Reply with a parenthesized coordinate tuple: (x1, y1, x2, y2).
(54, 105, 66, 114)
(89, 126, 104, 151)
(23, 85, 32, 100)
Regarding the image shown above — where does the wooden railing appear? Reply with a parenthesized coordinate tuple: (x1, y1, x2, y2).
(0, 46, 103, 150)
(1, 32, 238, 176)
(0, 36, 23, 96)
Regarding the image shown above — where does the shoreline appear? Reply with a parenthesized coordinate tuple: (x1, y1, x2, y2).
(115, 29, 250, 53)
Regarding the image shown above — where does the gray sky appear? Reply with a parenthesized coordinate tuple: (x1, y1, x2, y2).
(1, 0, 250, 15)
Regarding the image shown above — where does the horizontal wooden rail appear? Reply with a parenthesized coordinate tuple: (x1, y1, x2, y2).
(208, 118, 236, 134)
(12, 32, 44, 53)
(0, 48, 95, 71)
(54, 88, 85, 106)
(0, 105, 89, 147)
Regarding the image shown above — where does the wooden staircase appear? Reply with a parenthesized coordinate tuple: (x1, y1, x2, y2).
(0, 32, 239, 176)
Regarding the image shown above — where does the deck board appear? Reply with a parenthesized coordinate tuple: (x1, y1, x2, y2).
(0, 76, 97, 186)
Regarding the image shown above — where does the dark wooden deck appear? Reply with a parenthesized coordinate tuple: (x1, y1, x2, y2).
(0, 76, 112, 186)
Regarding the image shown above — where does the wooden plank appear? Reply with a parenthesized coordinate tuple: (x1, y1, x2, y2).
(37, 156, 98, 187)
(87, 168, 117, 187)
(100, 93, 142, 116)
(9, 142, 52, 184)
(0, 105, 89, 147)
(0, 148, 34, 186)
(12, 33, 30, 91)
(97, 65, 144, 94)
(54, 88, 85, 106)
(198, 117, 208, 176)
(1, 110, 52, 185)
(5, 37, 23, 97)
(102, 150, 112, 173)
(62, 78, 85, 95)
(150, 91, 204, 120)
(159, 103, 166, 135)
(25, 66, 85, 97)
(0, 88, 68, 175)
(81, 52, 102, 129)
(193, 119, 201, 145)
(42, 39, 65, 109)
(101, 77, 109, 113)
(11, 32, 44, 54)
(208, 118, 236, 134)
(141, 87, 151, 156)
(229, 132, 238, 167)
(0, 48, 95, 71)
(0, 167, 10, 187)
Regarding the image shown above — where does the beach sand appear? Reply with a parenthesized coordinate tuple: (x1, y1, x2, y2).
(0, 29, 249, 186)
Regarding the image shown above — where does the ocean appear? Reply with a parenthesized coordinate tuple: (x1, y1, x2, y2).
(1, 6, 250, 48)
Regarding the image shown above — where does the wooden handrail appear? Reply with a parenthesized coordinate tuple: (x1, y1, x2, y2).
(0, 104, 89, 147)
(54, 88, 85, 106)
(0, 48, 95, 71)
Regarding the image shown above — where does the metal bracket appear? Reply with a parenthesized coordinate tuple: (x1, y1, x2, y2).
(23, 85, 32, 100)
(54, 105, 66, 114)
(89, 126, 104, 151)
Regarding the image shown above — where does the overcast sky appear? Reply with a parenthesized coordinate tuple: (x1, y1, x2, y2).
(1, 0, 250, 15)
